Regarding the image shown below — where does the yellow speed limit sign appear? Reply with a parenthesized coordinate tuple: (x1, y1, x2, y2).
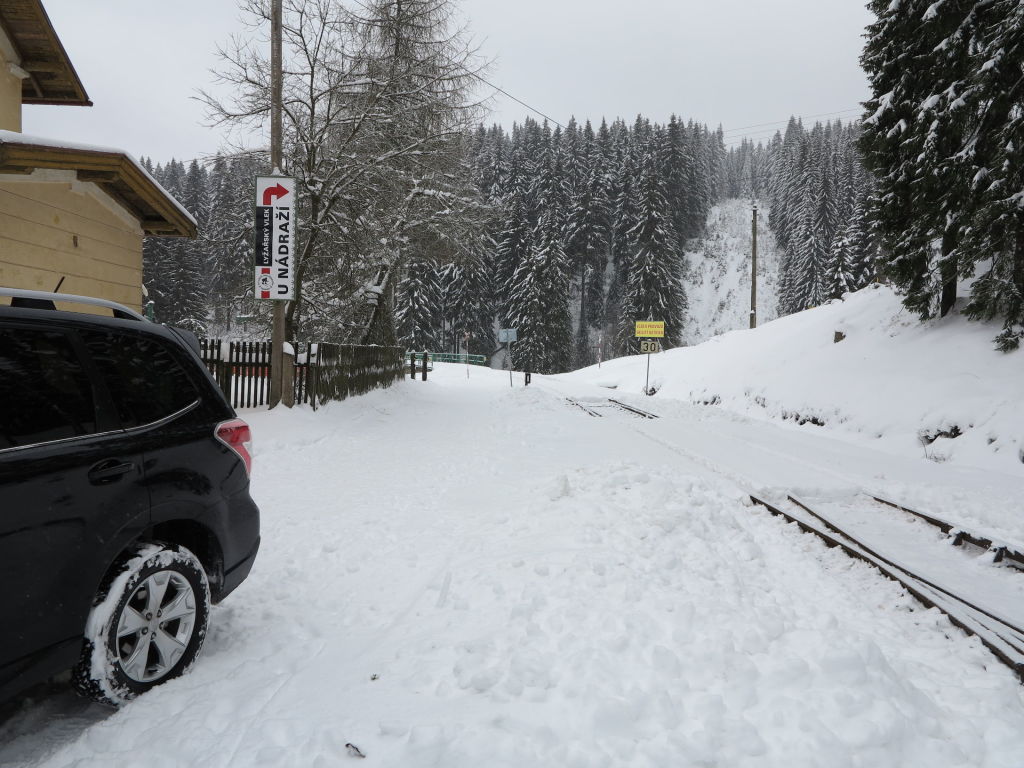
(634, 321, 665, 338)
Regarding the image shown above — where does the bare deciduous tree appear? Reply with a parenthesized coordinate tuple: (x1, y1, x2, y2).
(201, 0, 491, 341)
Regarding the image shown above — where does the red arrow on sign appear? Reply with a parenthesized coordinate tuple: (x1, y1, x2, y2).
(262, 183, 290, 206)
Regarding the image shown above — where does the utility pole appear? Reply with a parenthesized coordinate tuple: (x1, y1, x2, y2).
(268, 0, 288, 408)
(750, 203, 758, 329)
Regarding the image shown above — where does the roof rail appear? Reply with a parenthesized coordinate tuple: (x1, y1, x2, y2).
(0, 288, 148, 322)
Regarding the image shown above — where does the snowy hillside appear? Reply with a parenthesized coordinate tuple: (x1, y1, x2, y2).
(569, 284, 1024, 477)
(683, 199, 780, 345)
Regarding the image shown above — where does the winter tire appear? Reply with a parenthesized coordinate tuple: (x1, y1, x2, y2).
(72, 542, 211, 705)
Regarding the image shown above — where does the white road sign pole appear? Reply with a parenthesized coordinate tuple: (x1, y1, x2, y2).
(498, 328, 518, 387)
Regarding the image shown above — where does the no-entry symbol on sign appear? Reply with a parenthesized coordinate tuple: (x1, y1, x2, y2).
(254, 176, 296, 301)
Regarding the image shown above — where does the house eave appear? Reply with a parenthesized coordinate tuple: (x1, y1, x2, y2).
(0, 138, 197, 238)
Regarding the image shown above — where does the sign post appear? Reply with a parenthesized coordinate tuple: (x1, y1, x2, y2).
(255, 176, 296, 301)
(266, 0, 289, 408)
(498, 328, 518, 387)
(634, 321, 665, 396)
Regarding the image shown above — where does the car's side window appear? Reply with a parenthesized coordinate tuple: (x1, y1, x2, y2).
(80, 331, 199, 428)
(0, 327, 98, 449)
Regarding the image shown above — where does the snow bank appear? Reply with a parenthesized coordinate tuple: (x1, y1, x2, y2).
(568, 285, 1024, 475)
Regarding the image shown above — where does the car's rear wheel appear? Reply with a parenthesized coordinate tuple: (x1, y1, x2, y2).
(72, 542, 211, 705)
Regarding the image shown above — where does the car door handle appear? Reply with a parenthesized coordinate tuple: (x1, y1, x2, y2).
(88, 459, 136, 485)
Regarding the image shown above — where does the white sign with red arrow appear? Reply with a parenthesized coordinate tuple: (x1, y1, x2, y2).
(254, 176, 296, 301)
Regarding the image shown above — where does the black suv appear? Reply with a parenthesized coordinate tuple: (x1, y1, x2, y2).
(0, 289, 260, 706)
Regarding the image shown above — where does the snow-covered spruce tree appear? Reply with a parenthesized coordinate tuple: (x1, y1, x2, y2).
(765, 117, 868, 315)
(564, 159, 611, 368)
(767, 117, 804, 255)
(804, 126, 835, 309)
(824, 221, 859, 300)
(663, 115, 689, 243)
(495, 185, 531, 322)
(860, 0, 978, 320)
(618, 152, 685, 354)
(436, 248, 495, 356)
(174, 159, 212, 333)
(685, 123, 714, 239)
(848, 168, 880, 289)
(140, 157, 169, 317)
(394, 257, 442, 351)
(824, 174, 878, 301)
(603, 146, 640, 357)
(527, 121, 567, 228)
(503, 210, 572, 374)
(783, 189, 823, 313)
(141, 159, 208, 332)
(610, 147, 640, 274)
(862, 0, 1024, 348)
(961, 0, 1024, 350)
(204, 154, 266, 335)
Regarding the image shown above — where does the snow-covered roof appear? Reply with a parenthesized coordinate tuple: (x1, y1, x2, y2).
(0, 130, 197, 237)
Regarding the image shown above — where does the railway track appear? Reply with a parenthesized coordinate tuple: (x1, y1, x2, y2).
(565, 397, 660, 419)
(871, 494, 1024, 570)
(750, 493, 1024, 682)
(563, 389, 1024, 682)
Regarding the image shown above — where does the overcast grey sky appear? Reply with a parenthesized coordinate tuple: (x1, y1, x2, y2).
(23, 0, 873, 163)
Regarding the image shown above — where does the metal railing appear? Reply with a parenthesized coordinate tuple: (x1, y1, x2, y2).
(403, 351, 488, 366)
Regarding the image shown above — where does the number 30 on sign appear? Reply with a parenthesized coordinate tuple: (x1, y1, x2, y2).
(639, 340, 661, 354)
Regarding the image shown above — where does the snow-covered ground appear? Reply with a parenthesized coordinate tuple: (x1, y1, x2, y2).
(2, 287, 1024, 767)
(577, 283, 1024, 484)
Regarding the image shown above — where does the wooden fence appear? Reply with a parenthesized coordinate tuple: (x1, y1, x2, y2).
(199, 339, 404, 410)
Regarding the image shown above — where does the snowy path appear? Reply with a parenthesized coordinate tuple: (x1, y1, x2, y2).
(2, 365, 1023, 767)
(543, 381, 1024, 646)
(546, 379, 1024, 542)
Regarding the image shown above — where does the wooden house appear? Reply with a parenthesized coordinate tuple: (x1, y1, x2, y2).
(0, 0, 195, 311)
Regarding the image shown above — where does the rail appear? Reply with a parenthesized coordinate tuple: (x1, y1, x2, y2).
(871, 495, 1024, 570)
(749, 493, 1024, 683)
(564, 397, 660, 419)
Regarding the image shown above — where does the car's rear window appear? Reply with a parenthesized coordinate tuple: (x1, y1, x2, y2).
(0, 328, 98, 449)
(81, 331, 199, 428)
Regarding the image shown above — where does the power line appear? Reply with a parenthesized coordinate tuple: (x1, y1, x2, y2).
(721, 107, 863, 135)
(722, 107, 863, 134)
(472, 72, 566, 130)
(723, 118, 864, 147)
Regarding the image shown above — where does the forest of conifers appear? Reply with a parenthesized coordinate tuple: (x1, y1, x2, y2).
(142, 115, 873, 373)
(141, 0, 1024, 372)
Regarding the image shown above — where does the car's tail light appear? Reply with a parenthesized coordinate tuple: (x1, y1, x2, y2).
(216, 419, 252, 476)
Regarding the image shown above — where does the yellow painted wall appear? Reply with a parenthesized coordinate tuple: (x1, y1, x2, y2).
(0, 177, 144, 311)
(0, 47, 22, 132)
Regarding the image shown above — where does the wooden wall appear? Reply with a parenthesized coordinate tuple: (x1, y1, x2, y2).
(0, 66, 21, 132)
(0, 175, 144, 311)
